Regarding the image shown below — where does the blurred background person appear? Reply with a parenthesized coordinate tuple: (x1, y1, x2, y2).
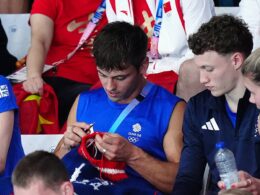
(238, 0, 260, 51)
(106, 0, 215, 101)
(0, 18, 17, 76)
(242, 48, 260, 109)
(22, 0, 108, 127)
(0, 0, 33, 13)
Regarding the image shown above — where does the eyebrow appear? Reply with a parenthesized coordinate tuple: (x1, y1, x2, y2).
(97, 70, 131, 78)
(200, 65, 213, 69)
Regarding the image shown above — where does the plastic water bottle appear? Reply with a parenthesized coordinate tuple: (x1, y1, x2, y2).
(214, 141, 239, 189)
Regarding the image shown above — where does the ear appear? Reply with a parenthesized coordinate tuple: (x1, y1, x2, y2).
(60, 181, 74, 195)
(139, 57, 148, 75)
(231, 52, 245, 70)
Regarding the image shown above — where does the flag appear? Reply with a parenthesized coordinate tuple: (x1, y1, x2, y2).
(13, 83, 60, 134)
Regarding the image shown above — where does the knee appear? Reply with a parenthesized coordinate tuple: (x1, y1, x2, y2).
(178, 59, 199, 83)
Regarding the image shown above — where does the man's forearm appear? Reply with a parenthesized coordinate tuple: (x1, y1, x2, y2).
(127, 146, 179, 193)
(54, 137, 71, 159)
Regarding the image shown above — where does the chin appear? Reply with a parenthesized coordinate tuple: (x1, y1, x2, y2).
(108, 96, 118, 102)
(210, 90, 223, 97)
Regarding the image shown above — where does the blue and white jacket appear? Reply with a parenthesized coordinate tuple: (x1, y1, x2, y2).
(173, 90, 260, 195)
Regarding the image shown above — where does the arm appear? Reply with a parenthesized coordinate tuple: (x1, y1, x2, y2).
(147, 0, 215, 74)
(0, 111, 14, 173)
(55, 96, 91, 158)
(95, 101, 186, 193)
(172, 101, 207, 195)
(22, 14, 54, 95)
(0, 0, 28, 13)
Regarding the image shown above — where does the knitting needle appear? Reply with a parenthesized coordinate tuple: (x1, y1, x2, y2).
(83, 122, 95, 134)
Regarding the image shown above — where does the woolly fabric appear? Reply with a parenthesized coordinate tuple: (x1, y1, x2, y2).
(78, 132, 128, 182)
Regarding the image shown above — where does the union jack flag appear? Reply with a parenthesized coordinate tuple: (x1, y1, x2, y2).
(0, 85, 9, 98)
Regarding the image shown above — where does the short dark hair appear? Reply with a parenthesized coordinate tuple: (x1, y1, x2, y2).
(12, 151, 69, 192)
(242, 48, 260, 85)
(188, 14, 253, 58)
(93, 21, 148, 71)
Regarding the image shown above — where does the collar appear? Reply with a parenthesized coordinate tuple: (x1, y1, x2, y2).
(206, 89, 251, 112)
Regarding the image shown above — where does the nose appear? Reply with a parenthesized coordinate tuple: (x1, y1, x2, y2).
(200, 71, 209, 85)
(105, 78, 116, 91)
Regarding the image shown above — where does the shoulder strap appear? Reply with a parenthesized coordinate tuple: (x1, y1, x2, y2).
(108, 82, 153, 133)
(175, 0, 185, 32)
(52, 0, 106, 69)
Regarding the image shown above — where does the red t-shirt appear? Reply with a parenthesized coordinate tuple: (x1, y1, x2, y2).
(31, 0, 108, 84)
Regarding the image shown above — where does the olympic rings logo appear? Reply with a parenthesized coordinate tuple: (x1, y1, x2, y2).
(128, 136, 139, 143)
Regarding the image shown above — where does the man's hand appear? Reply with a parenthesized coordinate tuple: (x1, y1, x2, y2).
(218, 171, 260, 195)
(95, 133, 138, 162)
(63, 122, 93, 150)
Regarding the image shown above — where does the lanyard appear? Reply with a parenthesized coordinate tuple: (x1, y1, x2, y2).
(150, 0, 163, 59)
(52, 0, 106, 68)
(108, 82, 153, 133)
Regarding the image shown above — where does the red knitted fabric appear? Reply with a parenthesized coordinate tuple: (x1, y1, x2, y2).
(78, 132, 128, 182)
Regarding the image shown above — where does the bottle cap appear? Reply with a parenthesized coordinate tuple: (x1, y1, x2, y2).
(215, 141, 225, 149)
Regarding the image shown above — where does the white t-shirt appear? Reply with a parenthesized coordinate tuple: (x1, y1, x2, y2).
(106, 0, 215, 74)
(238, 0, 260, 51)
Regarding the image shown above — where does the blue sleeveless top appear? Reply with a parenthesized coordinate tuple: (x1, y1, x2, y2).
(77, 82, 181, 161)
(0, 76, 24, 178)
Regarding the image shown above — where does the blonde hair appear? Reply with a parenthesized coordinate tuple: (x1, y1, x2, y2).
(242, 48, 260, 86)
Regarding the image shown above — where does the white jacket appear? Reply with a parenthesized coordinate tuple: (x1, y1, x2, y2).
(106, 0, 215, 74)
(238, 0, 260, 51)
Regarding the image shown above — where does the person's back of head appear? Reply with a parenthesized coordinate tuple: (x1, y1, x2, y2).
(93, 21, 148, 71)
(12, 150, 74, 195)
(242, 48, 260, 85)
(188, 14, 253, 58)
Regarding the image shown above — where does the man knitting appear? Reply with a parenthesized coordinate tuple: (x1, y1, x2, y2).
(55, 21, 185, 194)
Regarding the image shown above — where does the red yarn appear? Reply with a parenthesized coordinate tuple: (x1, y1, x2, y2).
(78, 132, 128, 182)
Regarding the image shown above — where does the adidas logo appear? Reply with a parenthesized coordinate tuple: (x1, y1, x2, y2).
(201, 118, 220, 131)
